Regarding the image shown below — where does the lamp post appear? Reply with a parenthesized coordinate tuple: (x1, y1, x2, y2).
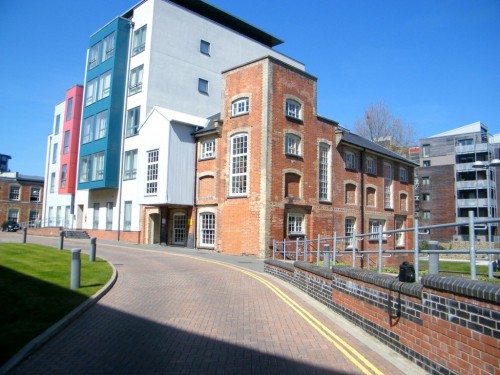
(472, 158, 500, 278)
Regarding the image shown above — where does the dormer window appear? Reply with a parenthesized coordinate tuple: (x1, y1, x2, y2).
(286, 99, 301, 119)
(231, 98, 249, 116)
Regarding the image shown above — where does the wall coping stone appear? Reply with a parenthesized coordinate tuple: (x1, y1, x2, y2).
(422, 275, 500, 303)
(294, 261, 333, 280)
(264, 259, 295, 272)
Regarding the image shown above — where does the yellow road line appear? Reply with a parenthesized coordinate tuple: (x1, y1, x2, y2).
(109, 246, 384, 375)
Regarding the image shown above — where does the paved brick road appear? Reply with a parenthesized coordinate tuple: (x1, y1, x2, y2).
(1, 233, 426, 374)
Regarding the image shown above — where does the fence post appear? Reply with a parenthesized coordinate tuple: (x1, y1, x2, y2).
(428, 240, 440, 275)
(89, 237, 97, 262)
(414, 219, 420, 282)
(324, 244, 330, 269)
(317, 234, 321, 266)
(352, 230, 356, 268)
(304, 236, 308, 262)
(378, 225, 383, 273)
(22, 227, 27, 244)
(283, 238, 286, 261)
(296, 238, 299, 261)
(70, 248, 81, 290)
(469, 210, 477, 280)
(59, 230, 64, 250)
(333, 232, 337, 266)
(273, 239, 275, 260)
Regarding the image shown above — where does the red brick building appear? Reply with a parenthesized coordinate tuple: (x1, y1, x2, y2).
(0, 172, 44, 228)
(194, 56, 415, 262)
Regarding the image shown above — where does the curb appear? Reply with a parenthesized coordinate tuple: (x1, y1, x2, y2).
(0, 261, 118, 375)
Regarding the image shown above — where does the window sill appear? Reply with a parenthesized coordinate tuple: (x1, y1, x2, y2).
(288, 233, 305, 238)
(285, 153, 303, 160)
(319, 200, 331, 205)
(199, 156, 215, 161)
(285, 116, 303, 124)
(230, 112, 249, 119)
(227, 194, 248, 199)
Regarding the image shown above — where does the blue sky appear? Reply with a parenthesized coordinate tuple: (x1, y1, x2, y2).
(1, 0, 499, 176)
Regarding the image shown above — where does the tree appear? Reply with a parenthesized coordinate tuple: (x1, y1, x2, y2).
(354, 102, 416, 154)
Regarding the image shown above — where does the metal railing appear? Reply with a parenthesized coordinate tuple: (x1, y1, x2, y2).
(272, 211, 500, 281)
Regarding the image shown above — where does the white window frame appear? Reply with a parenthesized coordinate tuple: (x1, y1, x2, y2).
(199, 212, 215, 247)
(384, 162, 393, 209)
(400, 167, 408, 183)
(86, 78, 98, 106)
(421, 176, 430, 185)
(123, 149, 138, 180)
(422, 144, 430, 158)
(82, 116, 94, 144)
(288, 213, 305, 235)
(395, 218, 405, 247)
(285, 99, 301, 119)
(423, 211, 431, 220)
(95, 110, 108, 140)
(92, 152, 105, 181)
(50, 172, 56, 192)
(60, 164, 67, 188)
(102, 32, 115, 61)
(318, 142, 330, 201)
(9, 185, 20, 200)
(129, 65, 144, 95)
(231, 98, 249, 116)
(285, 133, 301, 156)
(146, 149, 159, 195)
(52, 143, 58, 164)
(345, 151, 356, 170)
(132, 26, 147, 56)
(230, 134, 248, 196)
(30, 187, 40, 202)
(79, 156, 90, 183)
(88, 42, 101, 69)
(366, 156, 377, 175)
(200, 139, 215, 160)
(8, 208, 19, 222)
(126, 106, 140, 137)
(106, 202, 113, 230)
(123, 201, 132, 231)
(422, 193, 430, 202)
(369, 219, 385, 240)
(98, 71, 111, 100)
(345, 217, 356, 249)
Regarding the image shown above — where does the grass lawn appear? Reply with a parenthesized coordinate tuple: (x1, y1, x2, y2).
(0, 243, 113, 365)
(419, 260, 489, 274)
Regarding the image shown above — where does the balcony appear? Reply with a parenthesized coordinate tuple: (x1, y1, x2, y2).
(455, 143, 490, 154)
(457, 198, 493, 208)
(456, 180, 489, 189)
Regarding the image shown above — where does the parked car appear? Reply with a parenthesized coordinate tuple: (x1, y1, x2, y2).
(2, 221, 20, 232)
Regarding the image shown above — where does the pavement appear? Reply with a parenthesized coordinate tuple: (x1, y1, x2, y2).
(0, 232, 428, 374)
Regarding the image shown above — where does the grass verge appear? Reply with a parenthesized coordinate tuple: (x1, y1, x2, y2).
(0, 243, 113, 365)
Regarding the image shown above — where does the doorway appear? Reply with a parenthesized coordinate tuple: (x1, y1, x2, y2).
(172, 213, 186, 245)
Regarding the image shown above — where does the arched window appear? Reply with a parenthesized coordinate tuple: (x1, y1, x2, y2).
(231, 98, 249, 116)
(285, 99, 302, 119)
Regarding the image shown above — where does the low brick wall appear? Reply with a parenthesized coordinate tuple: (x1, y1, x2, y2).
(264, 259, 500, 375)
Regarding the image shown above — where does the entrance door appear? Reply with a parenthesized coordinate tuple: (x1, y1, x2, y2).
(172, 213, 186, 245)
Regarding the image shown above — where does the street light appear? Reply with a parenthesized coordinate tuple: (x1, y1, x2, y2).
(472, 158, 500, 278)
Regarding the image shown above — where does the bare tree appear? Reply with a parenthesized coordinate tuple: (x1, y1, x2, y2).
(355, 102, 416, 154)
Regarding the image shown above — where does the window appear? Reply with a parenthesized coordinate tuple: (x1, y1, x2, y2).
(146, 149, 159, 194)
(423, 160, 431, 167)
(66, 97, 73, 121)
(288, 213, 304, 235)
(48, 207, 53, 226)
(93, 203, 100, 230)
(56, 206, 62, 227)
(29, 210, 37, 227)
(345, 217, 356, 248)
(50, 172, 56, 192)
(400, 167, 408, 183)
(52, 143, 58, 164)
(319, 143, 330, 201)
(92, 152, 104, 181)
(345, 151, 356, 170)
(384, 162, 393, 209)
(200, 212, 215, 246)
(200, 139, 215, 159)
(98, 71, 111, 100)
(86, 78, 98, 105)
(421, 177, 429, 186)
(79, 156, 90, 182)
(422, 193, 430, 201)
(423, 210, 431, 220)
(129, 65, 144, 95)
(231, 98, 249, 116)
(422, 144, 430, 158)
(285, 134, 301, 156)
(200, 40, 210, 55)
(60, 165, 67, 188)
(230, 134, 248, 195)
(133, 26, 147, 56)
(124, 149, 138, 180)
(198, 78, 209, 94)
(366, 156, 377, 175)
(124, 201, 132, 231)
(8, 209, 19, 222)
(102, 32, 115, 61)
(106, 202, 113, 230)
(63, 130, 70, 154)
(369, 219, 385, 240)
(286, 99, 301, 119)
(89, 42, 100, 69)
(126, 107, 140, 137)
(30, 187, 40, 202)
(95, 111, 108, 139)
(9, 185, 20, 200)
(54, 114, 60, 135)
(395, 218, 404, 247)
(65, 206, 70, 227)
(173, 213, 187, 245)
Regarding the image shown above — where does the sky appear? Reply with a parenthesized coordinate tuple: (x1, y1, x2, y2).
(1, 0, 499, 176)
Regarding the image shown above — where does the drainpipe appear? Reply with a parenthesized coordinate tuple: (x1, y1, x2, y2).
(117, 20, 135, 241)
(360, 149, 365, 253)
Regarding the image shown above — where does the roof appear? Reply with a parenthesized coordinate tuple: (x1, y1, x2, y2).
(340, 130, 418, 167)
(142, 106, 210, 131)
(0, 172, 44, 183)
(193, 113, 221, 136)
(428, 121, 486, 138)
(122, 0, 283, 48)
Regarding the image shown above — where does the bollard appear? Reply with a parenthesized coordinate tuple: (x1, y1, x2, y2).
(89, 237, 97, 262)
(323, 244, 330, 269)
(59, 230, 64, 250)
(22, 227, 27, 244)
(428, 240, 439, 275)
(70, 248, 81, 290)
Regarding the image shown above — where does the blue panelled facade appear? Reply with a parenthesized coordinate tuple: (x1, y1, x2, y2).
(78, 17, 131, 190)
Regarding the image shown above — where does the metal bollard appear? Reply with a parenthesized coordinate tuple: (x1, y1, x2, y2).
(59, 230, 64, 250)
(428, 240, 439, 275)
(70, 248, 81, 290)
(89, 237, 97, 262)
(22, 227, 27, 243)
(323, 244, 331, 269)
